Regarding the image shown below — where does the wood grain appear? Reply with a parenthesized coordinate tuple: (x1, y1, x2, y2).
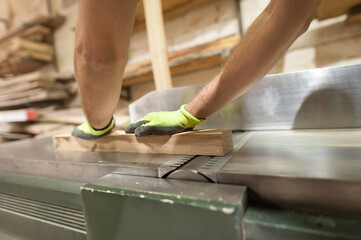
(53, 129, 233, 156)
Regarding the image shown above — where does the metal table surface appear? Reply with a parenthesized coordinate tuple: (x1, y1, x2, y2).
(0, 137, 186, 182)
(217, 129, 361, 217)
(1, 129, 360, 218)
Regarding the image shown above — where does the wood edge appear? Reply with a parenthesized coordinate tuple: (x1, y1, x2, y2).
(220, 129, 234, 156)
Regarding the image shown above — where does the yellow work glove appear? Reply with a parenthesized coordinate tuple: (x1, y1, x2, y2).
(125, 104, 205, 136)
(72, 117, 115, 139)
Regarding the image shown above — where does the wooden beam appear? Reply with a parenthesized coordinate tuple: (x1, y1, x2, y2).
(143, 0, 173, 90)
(53, 129, 234, 156)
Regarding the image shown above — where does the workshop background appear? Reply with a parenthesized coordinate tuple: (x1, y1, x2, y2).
(0, 0, 361, 143)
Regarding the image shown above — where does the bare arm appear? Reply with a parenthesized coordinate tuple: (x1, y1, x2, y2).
(186, 0, 320, 119)
(75, 0, 138, 129)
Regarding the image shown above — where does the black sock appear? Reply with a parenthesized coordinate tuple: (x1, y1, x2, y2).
(93, 117, 113, 131)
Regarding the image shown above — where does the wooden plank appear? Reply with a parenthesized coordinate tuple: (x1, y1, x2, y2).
(0, 122, 25, 133)
(0, 24, 51, 44)
(317, 0, 361, 20)
(134, 0, 219, 32)
(282, 35, 361, 73)
(0, 131, 32, 140)
(0, 71, 54, 88)
(123, 34, 239, 86)
(347, 12, 361, 25)
(123, 53, 224, 86)
(0, 15, 64, 43)
(346, 5, 361, 25)
(0, 89, 68, 108)
(290, 21, 361, 51)
(0, 38, 55, 55)
(53, 129, 234, 156)
(129, 0, 238, 63)
(0, 57, 45, 75)
(24, 123, 65, 135)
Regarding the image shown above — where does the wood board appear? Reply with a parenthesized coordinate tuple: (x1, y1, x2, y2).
(0, 71, 74, 109)
(317, 0, 361, 20)
(53, 129, 234, 156)
(123, 34, 239, 86)
(133, 0, 219, 32)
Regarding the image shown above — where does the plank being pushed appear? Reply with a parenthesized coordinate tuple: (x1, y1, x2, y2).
(53, 129, 233, 156)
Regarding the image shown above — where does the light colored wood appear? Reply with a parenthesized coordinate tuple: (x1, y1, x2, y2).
(0, 131, 32, 140)
(143, 0, 173, 90)
(53, 129, 234, 156)
(129, 0, 238, 64)
(0, 15, 64, 43)
(53, 0, 238, 74)
(290, 21, 361, 51)
(7, 0, 49, 30)
(0, 38, 55, 75)
(134, 0, 219, 32)
(0, 24, 52, 43)
(282, 34, 361, 73)
(53, 3, 77, 73)
(123, 34, 239, 86)
(0, 71, 54, 88)
(39, 107, 86, 124)
(24, 123, 65, 135)
(0, 38, 54, 55)
(124, 52, 224, 86)
(0, 89, 68, 108)
(0, 122, 25, 133)
(0, 56, 45, 75)
(317, 0, 361, 20)
(346, 12, 361, 25)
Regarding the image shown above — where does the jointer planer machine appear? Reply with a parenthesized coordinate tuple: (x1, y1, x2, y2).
(1, 64, 361, 240)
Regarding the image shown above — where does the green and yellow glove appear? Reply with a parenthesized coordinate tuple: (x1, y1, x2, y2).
(125, 104, 205, 136)
(72, 117, 115, 139)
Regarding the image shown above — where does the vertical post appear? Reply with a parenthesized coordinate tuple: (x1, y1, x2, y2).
(143, 0, 173, 90)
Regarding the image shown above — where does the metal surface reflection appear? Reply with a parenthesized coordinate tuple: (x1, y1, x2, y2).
(130, 64, 361, 130)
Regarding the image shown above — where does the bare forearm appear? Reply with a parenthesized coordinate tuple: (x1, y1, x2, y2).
(186, 0, 320, 118)
(75, 0, 137, 129)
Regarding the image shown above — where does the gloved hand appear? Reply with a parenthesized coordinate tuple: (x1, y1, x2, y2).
(72, 117, 115, 139)
(125, 104, 205, 136)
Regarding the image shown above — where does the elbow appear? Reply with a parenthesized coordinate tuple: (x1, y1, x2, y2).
(299, 11, 316, 35)
(74, 37, 128, 72)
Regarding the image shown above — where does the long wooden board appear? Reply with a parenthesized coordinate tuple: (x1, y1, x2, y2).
(53, 129, 233, 156)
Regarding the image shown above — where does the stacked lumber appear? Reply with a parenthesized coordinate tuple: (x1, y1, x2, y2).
(0, 0, 64, 75)
(133, 0, 220, 32)
(0, 23, 58, 76)
(0, 71, 76, 142)
(123, 34, 239, 86)
(0, 99, 131, 143)
(0, 71, 76, 109)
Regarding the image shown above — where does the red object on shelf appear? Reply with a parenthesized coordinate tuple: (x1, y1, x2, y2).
(0, 109, 38, 122)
